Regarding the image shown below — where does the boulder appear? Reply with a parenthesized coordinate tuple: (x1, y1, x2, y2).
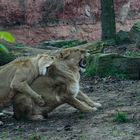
(129, 21, 140, 48)
(116, 30, 130, 44)
(86, 53, 140, 79)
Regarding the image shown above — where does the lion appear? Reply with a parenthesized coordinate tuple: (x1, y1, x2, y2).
(0, 53, 55, 109)
(13, 48, 102, 121)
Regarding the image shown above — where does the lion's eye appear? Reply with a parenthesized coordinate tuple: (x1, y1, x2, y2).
(87, 50, 90, 53)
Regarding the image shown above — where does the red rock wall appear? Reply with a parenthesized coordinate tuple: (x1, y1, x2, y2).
(0, 0, 139, 45)
(0, 0, 25, 26)
(0, 0, 139, 26)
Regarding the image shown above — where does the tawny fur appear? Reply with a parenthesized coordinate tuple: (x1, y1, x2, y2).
(13, 48, 102, 121)
(0, 54, 54, 109)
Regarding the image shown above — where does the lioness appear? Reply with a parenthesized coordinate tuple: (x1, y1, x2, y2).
(13, 48, 101, 121)
(0, 54, 55, 108)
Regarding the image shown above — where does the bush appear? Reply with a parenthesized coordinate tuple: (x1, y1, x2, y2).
(0, 31, 15, 53)
(113, 112, 129, 123)
(0, 52, 15, 66)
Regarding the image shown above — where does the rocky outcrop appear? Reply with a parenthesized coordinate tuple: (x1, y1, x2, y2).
(86, 53, 140, 79)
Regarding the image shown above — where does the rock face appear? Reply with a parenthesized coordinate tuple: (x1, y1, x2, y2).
(0, 0, 25, 26)
(129, 21, 140, 48)
(0, 0, 139, 45)
(0, 0, 139, 26)
(86, 53, 140, 79)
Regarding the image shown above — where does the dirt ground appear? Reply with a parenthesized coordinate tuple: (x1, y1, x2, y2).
(0, 76, 139, 140)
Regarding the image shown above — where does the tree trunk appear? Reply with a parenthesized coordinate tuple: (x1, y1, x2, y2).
(100, 0, 116, 40)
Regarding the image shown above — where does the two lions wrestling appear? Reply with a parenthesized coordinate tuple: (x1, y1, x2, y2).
(0, 54, 54, 108)
(1, 48, 102, 121)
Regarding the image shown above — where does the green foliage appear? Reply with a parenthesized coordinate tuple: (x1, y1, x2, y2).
(0, 32, 15, 43)
(0, 44, 9, 53)
(0, 31, 15, 53)
(113, 112, 129, 123)
(0, 52, 15, 66)
(43, 40, 87, 48)
(79, 112, 86, 119)
(29, 134, 45, 140)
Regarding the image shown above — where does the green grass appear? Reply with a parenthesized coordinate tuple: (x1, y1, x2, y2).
(78, 112, 86, 119)
(28, 134, 45, 140)
(113, 112, 129, 123)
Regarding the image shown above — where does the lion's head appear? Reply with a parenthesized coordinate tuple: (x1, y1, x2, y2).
(37, 53, 55, 75)
(57, 48, 90, 72)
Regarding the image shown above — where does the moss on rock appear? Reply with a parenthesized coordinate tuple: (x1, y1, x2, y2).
(86, 53, 140, 79)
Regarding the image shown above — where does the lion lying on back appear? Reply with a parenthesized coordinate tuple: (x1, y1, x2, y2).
(0, 54, 55, 109)
(13, 48, 102, 121)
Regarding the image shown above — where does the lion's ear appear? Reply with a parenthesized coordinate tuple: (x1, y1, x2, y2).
(60, 51, 70, 59)
(37, 54, 42, 59)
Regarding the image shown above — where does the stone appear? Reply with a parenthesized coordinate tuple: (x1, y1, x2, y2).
(86, 53, 140, 79)
(129, 21, 140, 44)
(116, 30, 130, 44)
(64, 125, 72, 131)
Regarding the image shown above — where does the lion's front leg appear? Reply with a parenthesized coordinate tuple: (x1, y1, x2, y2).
(10, 69, 45, 106)
(66, 95, 97, 112)
(76, 91, 102, 108)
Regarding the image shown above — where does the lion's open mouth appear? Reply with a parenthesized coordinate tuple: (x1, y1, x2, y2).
(79, 58, 87, 69)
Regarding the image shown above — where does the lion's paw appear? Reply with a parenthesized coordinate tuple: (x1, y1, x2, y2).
(91, 107, 97, 112)
(29, 115, 45, 121)
(93, 102, 102, 108)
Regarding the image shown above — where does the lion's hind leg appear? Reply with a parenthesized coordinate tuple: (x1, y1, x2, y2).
(66, 96, 97, 112)
(13, 94, 45, 121)
(76, 91, 102, 108)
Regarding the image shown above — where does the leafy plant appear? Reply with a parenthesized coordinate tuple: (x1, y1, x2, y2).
(0, 32, 15, 43)
(29, 134, 45, 140)
(113, 112, 129, 123)
(0, 44, 9, 53)
(79, 112, 86, 119)
(0, 31, 15, 53)
(0, 52, 15, 66)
